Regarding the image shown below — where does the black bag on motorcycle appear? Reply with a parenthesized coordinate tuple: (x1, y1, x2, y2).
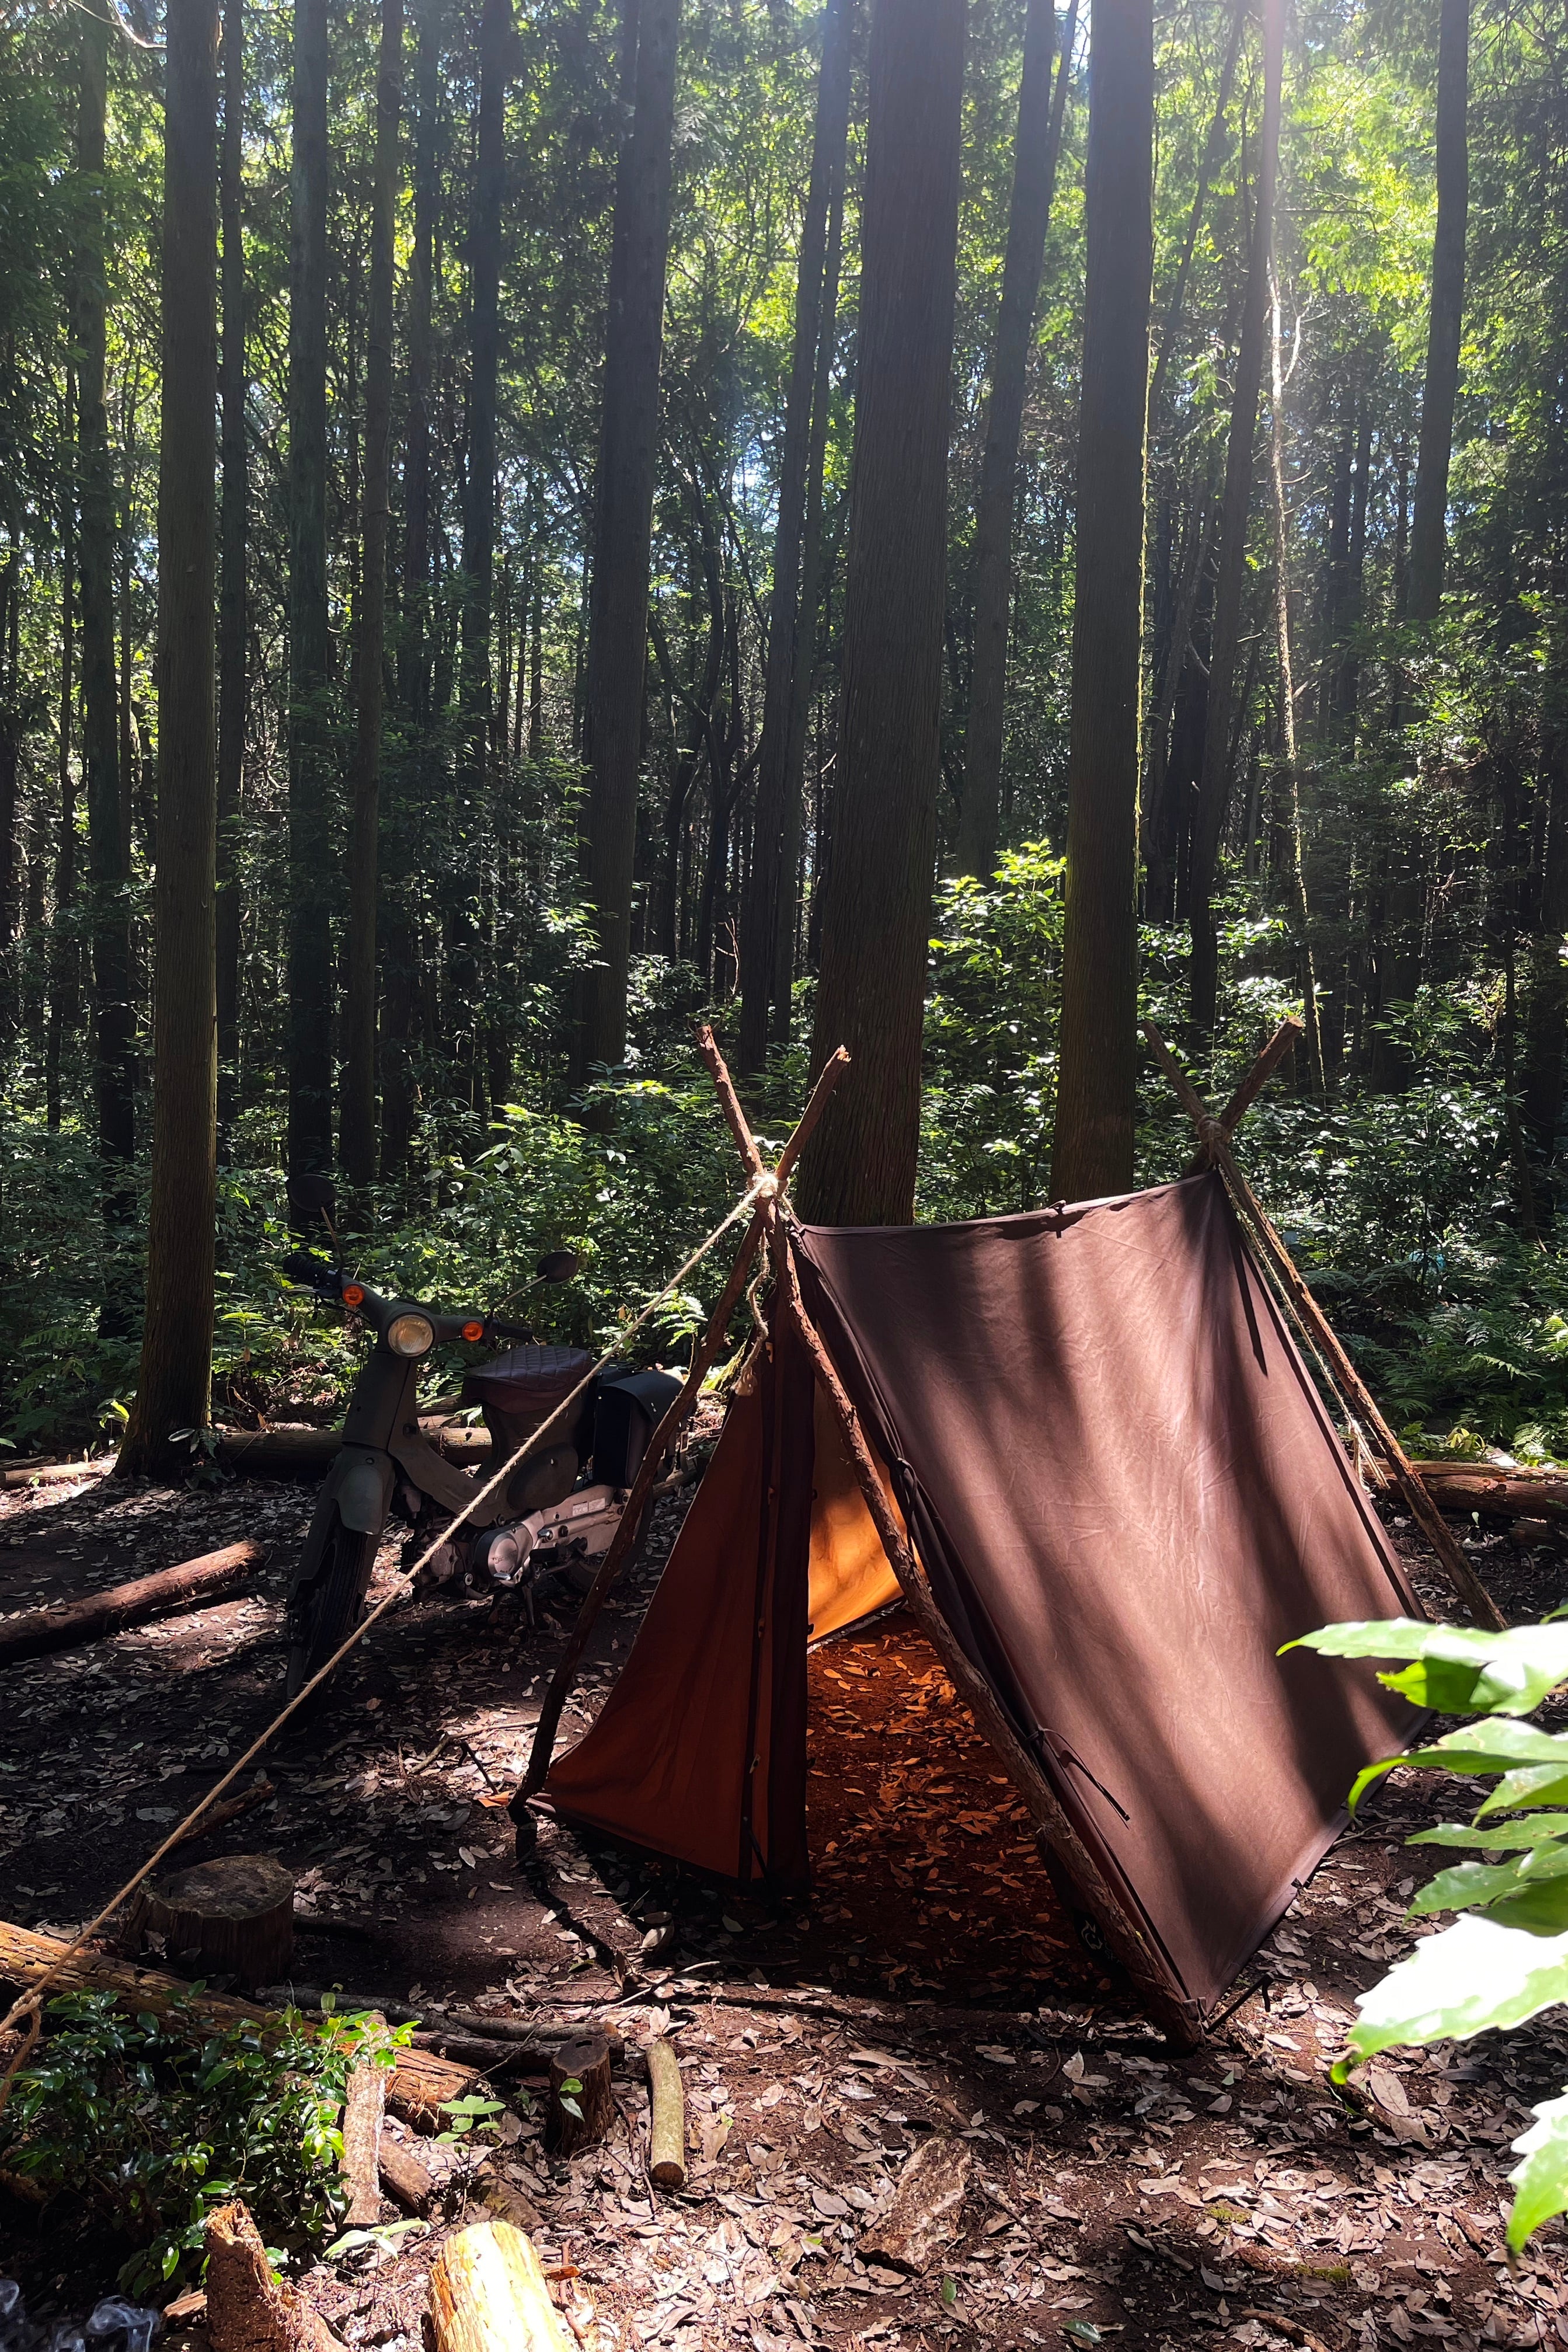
(462, 1344, 595, 1515)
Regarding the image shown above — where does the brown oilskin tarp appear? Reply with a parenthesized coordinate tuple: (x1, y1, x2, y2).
(542, 1172, 1422, 2013)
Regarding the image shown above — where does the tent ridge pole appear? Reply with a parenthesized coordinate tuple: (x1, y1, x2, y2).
(696, 1028, 1203, 2052)
(1143, 1019, 1506, 1632)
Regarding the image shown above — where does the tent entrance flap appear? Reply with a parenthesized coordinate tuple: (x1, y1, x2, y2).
(807, 1380, 902, 1642)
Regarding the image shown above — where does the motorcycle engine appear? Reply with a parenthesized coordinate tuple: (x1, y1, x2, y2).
(471, 1482, 626, 1591)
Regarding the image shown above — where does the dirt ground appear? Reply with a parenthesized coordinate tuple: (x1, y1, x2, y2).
(2, 1458, 1567, 2351)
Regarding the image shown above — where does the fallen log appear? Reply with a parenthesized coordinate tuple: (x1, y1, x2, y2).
(169, 1775, 277, 1855)
(1, 1458, 106, 1490)
(205, 2198, 346, 2352)
(859, 2137, 973, 2274)
(0, 1919, 477, 2125)
(429, 2219, 573, 2352)
(378, 2130, 435, 2214)
(1396, 1462, 1568, 1523)
(215, 1423, 490, 1477)
(340, 2034, 387, 2225)
(0, 1539, 264, 1664)
(645, 2039, 686, 2189)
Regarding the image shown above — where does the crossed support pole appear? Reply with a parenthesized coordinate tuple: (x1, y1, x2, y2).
(1145, 1018, 1507, 1633)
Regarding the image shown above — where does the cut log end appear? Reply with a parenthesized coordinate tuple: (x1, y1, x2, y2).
(127, 1853, 296, 1988)
(429, 2218, 574, 2352)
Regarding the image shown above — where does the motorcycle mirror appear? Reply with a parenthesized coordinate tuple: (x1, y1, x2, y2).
(536, 1249, 580, 1284)
(290, 1172, 337, 1218)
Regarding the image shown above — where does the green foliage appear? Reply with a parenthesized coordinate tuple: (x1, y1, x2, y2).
(0, 1991, 409, 2292)
(1292, 1614, 1568, 2248)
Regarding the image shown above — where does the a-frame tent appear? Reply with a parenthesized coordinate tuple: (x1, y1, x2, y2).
(518, 1026, 1500, 2046)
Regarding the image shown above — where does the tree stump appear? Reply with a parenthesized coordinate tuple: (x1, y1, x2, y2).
(127, 1853, 295, 1987)
(545, 2033, 614, 2157)
(205, 2198, 345, 2352)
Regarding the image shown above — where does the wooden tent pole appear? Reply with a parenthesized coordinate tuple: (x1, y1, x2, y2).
(1144, 1019, 1507, 1632)
(1183, 1015, 1302, 1173)
(513, 1048, 851, 1816)
(696, 1029, 1202, 2050)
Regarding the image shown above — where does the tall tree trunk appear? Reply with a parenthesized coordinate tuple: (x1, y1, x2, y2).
(285, 0, 333, 1194)
(1266, 191, 1323, 1090)
(737, 0, 853, 1074)
(1048, 0, 1154, 1201)
(1407, 0, 1468, 625)
(772, 148, 848, 1043)
(1146, 0, 1245, 421)
(573, 0, 681, 1084)
(457, 0, 513, 1106)
(954, 0, 1075, 882)
(342, 0, 403, 1185)
(0, 557, 19, 1047)
(118, 0, 219, 1480)
(47, 419, 76, 1135)
(381, 0, 438, 1184)
(796, 0, 966, 1226)
(1186, 11, 1274, 1055)
(216, 0, 246, 1142)
(1523, 694, 1568, 1201)
(76, 0, 136, 1330)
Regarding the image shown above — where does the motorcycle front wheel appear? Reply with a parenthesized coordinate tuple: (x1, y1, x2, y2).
(285, 1514, 374, 1701)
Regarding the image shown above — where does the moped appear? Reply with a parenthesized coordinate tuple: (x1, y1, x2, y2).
(280, 1180, 680, 1698)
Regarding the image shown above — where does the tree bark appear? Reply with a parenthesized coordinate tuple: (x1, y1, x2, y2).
(458, 0, 514, 1107)
(342, 0, 403, 1186)
(573, 0, 682, 1082)
(216, 0, 246, 1144)
(737, 0, 853, 1074)
(954, 0, 1075, 883)
(1264, 123, 1324, 1093)
(797, 0, 966, 1226)
(117, 0, 219, 1483)
(1145, 0, 1245, 423)
(772, 161, 847, 1046)
(1048, 0, 1154, 1201)
(1186, 12, 1274, 1057)
(46, 421, 76, 1135)
(1522, 729, 1568, 1200)
(285, 0, 334, 1194)
(76, 0, 136, 1334)
(1407, 0, 1468, 625)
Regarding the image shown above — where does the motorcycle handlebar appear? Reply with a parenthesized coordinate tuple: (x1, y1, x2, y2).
(284, 1264, 535, 1348)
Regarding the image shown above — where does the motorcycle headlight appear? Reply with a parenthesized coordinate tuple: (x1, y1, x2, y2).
(386, 1311, 435, 1358)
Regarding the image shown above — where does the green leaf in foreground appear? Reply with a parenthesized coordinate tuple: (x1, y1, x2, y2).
(1508, 2094, 1568, 2250)
(1340, 1914, 1568, 2062)
(1287, 1619, 1568, 1717)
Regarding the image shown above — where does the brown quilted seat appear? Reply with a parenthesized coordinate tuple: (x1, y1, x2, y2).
(462, 1344, 594, 1451)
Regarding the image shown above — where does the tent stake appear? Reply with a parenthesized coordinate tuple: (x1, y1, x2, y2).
(696, 1027, 1203, 2052)
(512, 1045, 851, 1818)
(1144, 1019, 1506, 1632)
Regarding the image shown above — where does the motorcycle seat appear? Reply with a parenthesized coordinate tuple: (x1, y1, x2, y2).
(462, 1343, 594, 1415)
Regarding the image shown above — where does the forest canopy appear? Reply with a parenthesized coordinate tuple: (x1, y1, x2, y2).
(1, 0, 1566, 1472)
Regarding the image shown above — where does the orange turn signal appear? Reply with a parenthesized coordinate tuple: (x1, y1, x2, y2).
(461, 1320, 485, 1343)
(342, 1284, 365, 1307)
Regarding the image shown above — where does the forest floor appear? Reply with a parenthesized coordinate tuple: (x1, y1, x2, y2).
(1, 1462, 1567, 2351)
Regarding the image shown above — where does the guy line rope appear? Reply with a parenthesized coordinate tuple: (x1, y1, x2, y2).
(0, 1167, 776, 2106)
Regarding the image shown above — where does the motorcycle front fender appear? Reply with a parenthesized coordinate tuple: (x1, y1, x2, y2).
(319, 1447, 395, 1537)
